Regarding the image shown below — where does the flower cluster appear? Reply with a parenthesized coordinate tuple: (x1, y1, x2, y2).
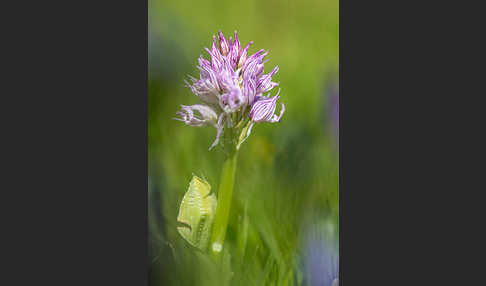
(176, 31, 285, 150)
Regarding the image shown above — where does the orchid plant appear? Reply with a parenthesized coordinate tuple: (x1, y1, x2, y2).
(175, 30, 285, 259)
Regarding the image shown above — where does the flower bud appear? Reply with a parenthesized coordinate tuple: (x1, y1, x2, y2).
(238, 41, 253, 68)
(218, 31, 230, 56)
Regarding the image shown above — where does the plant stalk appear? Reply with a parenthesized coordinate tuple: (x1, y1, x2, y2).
(210, 148, 238, 258)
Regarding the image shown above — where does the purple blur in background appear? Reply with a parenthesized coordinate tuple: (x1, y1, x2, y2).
(303, 222, 339, 286)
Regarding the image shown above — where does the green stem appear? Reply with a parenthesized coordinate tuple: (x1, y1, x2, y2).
(210, 149, 238, 258)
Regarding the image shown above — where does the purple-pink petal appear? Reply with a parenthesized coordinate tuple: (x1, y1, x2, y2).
(233, 31, 241, 57)
(238, 41, 253, 68)
(175, 104, 218, 127)
(257, 65, 279, 93)
(220, 87, 245, 113)
(249, 89, 284, 123)
(209, 113, 226, 150)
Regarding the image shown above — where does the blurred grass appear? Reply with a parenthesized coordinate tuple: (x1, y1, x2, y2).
(149, 0, 338, 285)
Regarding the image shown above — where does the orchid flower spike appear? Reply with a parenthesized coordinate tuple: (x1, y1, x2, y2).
(177, 30, 285, 150)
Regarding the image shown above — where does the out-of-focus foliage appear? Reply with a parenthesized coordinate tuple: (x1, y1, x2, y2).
(148, 0, 338, 285)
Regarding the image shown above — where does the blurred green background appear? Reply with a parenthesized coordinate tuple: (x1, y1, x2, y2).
(149, 0, 338, 285)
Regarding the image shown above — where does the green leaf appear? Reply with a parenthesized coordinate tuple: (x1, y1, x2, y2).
(177, 175, 217, 251)
(236, 120, 254, 150)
